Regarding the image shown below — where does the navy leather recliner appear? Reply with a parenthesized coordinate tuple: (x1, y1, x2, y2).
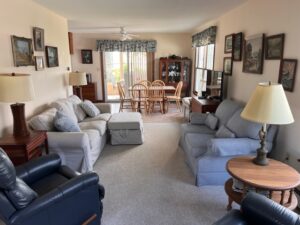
(0, 148, 104, 225)
(214, 192, 300, 225)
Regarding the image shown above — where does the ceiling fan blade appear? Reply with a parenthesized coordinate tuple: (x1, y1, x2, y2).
(127, 34, 139, 37)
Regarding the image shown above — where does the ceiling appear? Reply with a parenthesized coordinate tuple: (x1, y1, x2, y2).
(33, 0, 246, 33)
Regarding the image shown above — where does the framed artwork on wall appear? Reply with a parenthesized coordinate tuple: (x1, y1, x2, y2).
(224, 34, 234, 53)
(81, 49, 93, 64)
(45, 46, 59, 67)
(233, 32, 243, 61)
(33, 27, 45, 51)
(278, 59, 297, 92)
(242, 33, 265, 74)
(265, 33, 285, 60)
(11, 35, 34, 67)
(223, 57, 233, 76)
(34, 56, 44, 71)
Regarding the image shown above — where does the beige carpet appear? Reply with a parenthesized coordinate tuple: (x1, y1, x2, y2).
(94, 123, 233, 225)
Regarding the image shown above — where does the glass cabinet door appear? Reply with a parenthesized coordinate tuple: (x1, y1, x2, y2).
(183, 60, 190, 82)
(161, 61, 167, 83)
(168, 61, 181, 83)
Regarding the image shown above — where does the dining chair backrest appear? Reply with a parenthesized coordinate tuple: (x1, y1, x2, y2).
(149, 83, 164, 98)
(117, 82, 126, 100)
(174, 81, 183, 97)
(131, 83, 148, 99)
(139, 80, 152, 87)
(152, 80, 165, 86)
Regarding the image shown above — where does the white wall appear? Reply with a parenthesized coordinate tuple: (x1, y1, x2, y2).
(192, 0, 300, 169)
(0, 0, 71, 136)
(71, 33, 192, 100)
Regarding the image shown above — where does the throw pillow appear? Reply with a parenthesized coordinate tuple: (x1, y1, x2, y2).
(67, 95, 87, 122)
(50, 99, 78, 123)
(215, 125, 236, 138)
(54, 111, 81, 132)
(204, 113, 218, 130)
(80, 100, 100, 117)
(28, 108, 57, 131)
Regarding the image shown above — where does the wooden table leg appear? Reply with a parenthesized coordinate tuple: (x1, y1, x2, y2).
(227, 196, 233, 210)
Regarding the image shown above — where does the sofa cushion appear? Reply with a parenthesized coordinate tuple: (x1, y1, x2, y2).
(184, 133, 215, 158)
(54, 111, 81, 132)
(205, 114, 218, 130)
(215, 99, 243, 127)
(108, 112, 142, 130)
(226, 108, 261, 139)
(216, 125, 236, 138)
(82, 113, 112, 122)
(50, 99, 78, 123)
(28, 108, 57, 131)
(79, 121, 107, 136)
(67, 95, 87, 122)
(80, 100, 100, 117)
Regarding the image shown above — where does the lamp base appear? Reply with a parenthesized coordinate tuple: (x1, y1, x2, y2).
(73, 86, 83, 100)
(11, 103, 30, 138)
(253, 124, 268, 166)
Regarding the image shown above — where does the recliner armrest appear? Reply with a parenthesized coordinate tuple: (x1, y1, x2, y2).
(10, 172, 100, 225)
(190, 112, 208, 125)
(16, 154, 61, 184)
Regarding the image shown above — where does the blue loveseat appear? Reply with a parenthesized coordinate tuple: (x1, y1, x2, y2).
(179, 99, 278, 186)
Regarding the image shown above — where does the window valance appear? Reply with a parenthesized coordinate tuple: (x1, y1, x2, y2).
(96, 40, 157, 52)
(192, 26, 217, 47)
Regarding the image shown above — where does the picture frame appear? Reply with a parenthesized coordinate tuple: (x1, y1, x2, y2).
(278, 59, 297, 92)
(224, 34, 234, 54)
(45, 46, 59, 67)
(242, 33, 265, 74)
(34, 56, 44, 71)
(81, 49, 93, 64)
(11, 35, 34, 67)
(233, 32, 243, 61)
(265, 33, 285, 60)
(33, 27, 45, 51)
(223, 57, 233, 76)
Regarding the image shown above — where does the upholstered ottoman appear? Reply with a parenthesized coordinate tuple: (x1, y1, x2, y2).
(108, 112, 144, 145)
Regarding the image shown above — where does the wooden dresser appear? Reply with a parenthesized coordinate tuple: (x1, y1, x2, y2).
(191, 97, 220, 113)
(74, 82, 97, 102)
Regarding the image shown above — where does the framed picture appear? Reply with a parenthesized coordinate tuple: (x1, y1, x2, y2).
(243, 33, 265, 74)
(233, 32, 243, 61)
(11, 35, 34, 67)
(34, 56, 44, 71)
(45, 46, 59, 67)
(81, 49, 93, 64)
(33, 27, 45, 51)
(278, 59, 297, 92)
(265, 33, 285, 60)
(224, 34, 234, 53)
(223, 57, 233, 76)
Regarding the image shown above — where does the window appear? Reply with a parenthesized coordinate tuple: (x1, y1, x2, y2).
(194, 44, 215, 94)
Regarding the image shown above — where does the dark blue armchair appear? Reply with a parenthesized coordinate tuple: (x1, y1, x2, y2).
(214, 192, 300, 225)
(0, 148, 104, 225)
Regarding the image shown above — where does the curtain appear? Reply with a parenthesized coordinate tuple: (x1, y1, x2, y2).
(192, 26, 217, 47)
(147, 52, 154, 81)
(96, 40, 157, 52)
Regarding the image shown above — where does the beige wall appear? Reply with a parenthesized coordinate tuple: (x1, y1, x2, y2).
(192, 0, 300, 169)
(0, 0, 71, 136)
(71, 33, 192, 100)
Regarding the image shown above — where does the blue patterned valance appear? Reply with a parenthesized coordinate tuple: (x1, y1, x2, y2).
(192, 26, 217, 47)
(96, 40, 157, 52)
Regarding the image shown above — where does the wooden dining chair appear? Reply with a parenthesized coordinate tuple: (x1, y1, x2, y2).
(148, 83, 164, 113)
(152, 80, 165, 86)
(117, 82, 133, 112)
(139, 80, 152, 87)
(166, 81, 183, 112)
(131, 83, 149, 112)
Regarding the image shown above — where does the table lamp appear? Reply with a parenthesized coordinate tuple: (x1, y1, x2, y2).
(0, 73, 35, 137)
(241, 82, 294, 166)
(69, 71, 87, 100)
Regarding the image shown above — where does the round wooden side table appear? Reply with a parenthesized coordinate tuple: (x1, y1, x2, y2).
(225, 156, 300, 210)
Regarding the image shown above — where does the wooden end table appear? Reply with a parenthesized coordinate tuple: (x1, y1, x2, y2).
(225, 156, 300, 210)
(0, 131, 48, 166)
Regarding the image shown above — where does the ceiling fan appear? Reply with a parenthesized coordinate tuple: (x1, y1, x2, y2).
(111, 27, 139, 41)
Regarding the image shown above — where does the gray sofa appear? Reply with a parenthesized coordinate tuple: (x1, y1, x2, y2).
(179, 99, 278, 186)
(28, 95, 112, 173)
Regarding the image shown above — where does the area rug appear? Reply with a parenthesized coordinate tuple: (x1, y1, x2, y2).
(94, 123, 234, 225)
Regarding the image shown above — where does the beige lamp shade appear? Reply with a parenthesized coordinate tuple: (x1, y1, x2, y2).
(241, 82, 294, 125)
(0, 73, 35, 103)
(69, 72, 87, 86)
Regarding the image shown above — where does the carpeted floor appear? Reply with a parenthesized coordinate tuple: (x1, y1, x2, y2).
(94, 122, 232, 225)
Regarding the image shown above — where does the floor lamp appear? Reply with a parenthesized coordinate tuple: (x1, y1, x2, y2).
(69, 72, 87, 100)
(0, 73, 35, 137)
(241, 82, 294, 166)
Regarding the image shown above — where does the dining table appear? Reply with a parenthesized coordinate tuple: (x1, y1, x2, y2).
(128, 85, 176, 113)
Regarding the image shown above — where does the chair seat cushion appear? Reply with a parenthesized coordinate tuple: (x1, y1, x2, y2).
(108, 112, 143, 130)
(184, 133, 215, 158)
(79, 120, 107, 136)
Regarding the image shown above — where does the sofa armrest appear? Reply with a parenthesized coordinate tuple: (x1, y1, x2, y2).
(10, 173, 99, 225)
(47, 132, 90, 149)
(16, 154, 61, 184)
(208, 138, 273, 157)
(190, 112, 208, 125)
(94, 103, 112, 113)
(213, 210, 247, 225)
